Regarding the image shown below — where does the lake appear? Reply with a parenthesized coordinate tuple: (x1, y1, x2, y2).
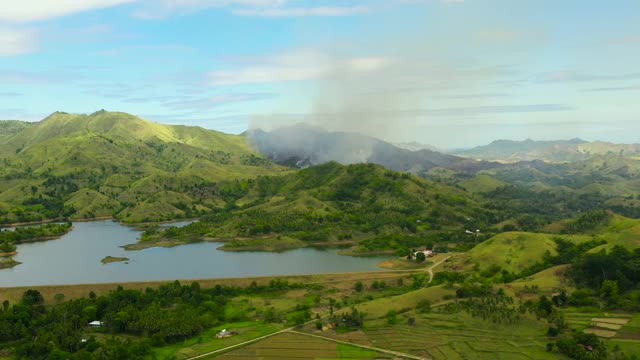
(0, 220, 385, 287)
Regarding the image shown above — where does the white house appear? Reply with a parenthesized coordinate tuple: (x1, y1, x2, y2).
(88, 321, 103, 328)
(216, 329, 232, 338)
(414, 250, 433, 257)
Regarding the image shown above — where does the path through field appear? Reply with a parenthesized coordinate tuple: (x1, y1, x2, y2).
(426, 256, 450, 287)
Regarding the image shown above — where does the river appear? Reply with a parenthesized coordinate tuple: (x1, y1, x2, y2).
(0, 220, 385, 287)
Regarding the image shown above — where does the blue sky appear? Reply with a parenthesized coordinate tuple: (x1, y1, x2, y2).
(0, 0, 639, 148)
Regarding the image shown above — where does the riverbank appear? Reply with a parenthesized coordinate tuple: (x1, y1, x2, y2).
(376, 257, 433, 270)
(1, 216, 194, 229)
(0, 269, 416, 305)
(125, 234, 362, 253)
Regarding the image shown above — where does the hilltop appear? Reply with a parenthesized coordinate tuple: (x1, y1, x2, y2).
(0, 111, 285, 224)
(455, 138, 640, 162)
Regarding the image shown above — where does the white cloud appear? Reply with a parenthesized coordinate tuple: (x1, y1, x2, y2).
(0, 0, 135, 22)
(208, 49, 392, 86)
(132, 0, 288, 18)
(232, 5, 368, 17)
(0, 27, 38, 56)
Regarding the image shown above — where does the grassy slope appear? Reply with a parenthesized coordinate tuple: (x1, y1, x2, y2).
(0, 111, 285, 223)
(138, 162, 493, 251)
(463, 232, 593, 273)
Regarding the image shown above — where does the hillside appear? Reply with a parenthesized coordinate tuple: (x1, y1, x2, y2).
(249, 124, 499, 176)
(138, 162, 495, 251)
(0, 120, 32, 140)
(456, 138, 640, 162)
(0, 111, 285, 224)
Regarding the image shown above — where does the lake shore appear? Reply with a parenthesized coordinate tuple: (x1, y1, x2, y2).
(0, 269, 415, 305)
(124, 235, 362, 253)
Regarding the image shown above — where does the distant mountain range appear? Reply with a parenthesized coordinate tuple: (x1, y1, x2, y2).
(455, 138, 640, 162)
(248, 124, 498, 175)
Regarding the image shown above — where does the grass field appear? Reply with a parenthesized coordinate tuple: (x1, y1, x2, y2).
(209, 332, 384, 360)
(461, 232, 593, 273)
(150, 321, 282, 360)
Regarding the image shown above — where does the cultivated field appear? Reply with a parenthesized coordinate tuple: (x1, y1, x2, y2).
(210, 332, 383, 360)
(295, 310, 562, 360)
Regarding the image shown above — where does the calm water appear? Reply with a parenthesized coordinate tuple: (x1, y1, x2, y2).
(0, 220, 384, 287)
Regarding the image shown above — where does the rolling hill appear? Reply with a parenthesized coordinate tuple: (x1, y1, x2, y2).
(455, 138, 640, 163)
(0, 111, 285, 224)
(248, 124, 499, 176)
(140, 161, 496, 251)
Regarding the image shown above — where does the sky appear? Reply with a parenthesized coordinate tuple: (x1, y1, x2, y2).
(0, 0, 639, 148)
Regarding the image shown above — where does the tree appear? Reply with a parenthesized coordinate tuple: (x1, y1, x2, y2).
(354, 281, 364, 292)
(54, 293, 65, 304)
(600, 280, 620, 306)
(386, 309, 398, 325)
(22, 289, 44, 306)
(416, 251, 426, 262)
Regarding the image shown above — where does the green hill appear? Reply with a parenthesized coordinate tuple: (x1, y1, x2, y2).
(0, 111, 285, 223)
(463, 232, 593, 273)
(139, 162, 495, 251)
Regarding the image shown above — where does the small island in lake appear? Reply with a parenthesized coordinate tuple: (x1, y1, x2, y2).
(101, 256, 129, 264)
(0, 257, 21, 269)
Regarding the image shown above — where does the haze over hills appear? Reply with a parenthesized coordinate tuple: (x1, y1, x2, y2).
(455, 138, 640, 163)
(0, 111, 284, 224)
(249, 124, 499, 176)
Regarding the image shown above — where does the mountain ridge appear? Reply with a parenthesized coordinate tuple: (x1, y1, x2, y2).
(455, 138, 640, 162)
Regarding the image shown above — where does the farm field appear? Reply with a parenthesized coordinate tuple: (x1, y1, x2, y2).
(210, 332, 384, 360)
(295, 310, 563, 360)
(150, 321, 282, 360)
(564, 310, 640, 357)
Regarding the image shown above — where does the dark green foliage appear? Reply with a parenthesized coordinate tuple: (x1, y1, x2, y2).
(386, 309, 398, 325)
(459, 289, 521, 324)
(0, 222, 72, 244)
(415, 251, 426, 262)
(561, 210, 611, 234)
(569, 246, 640, 293)
(329, 307, 364, 331)
(555, 332, 607, 360)
(483, 186, 609, 231)
(0, 279, 309, 359)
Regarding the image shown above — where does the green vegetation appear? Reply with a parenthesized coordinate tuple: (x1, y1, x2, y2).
(0, 257, 20, 269)
(100, 256, 129, 264)
(136, 162, 496, 252)
(0, 120, 32, 139)
(0, 222, 72, 244)
(0, 111, 284, 224)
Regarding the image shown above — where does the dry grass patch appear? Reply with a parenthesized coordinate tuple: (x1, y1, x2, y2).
(592, 318, 630, 325)
(584, 328, 617, 338)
